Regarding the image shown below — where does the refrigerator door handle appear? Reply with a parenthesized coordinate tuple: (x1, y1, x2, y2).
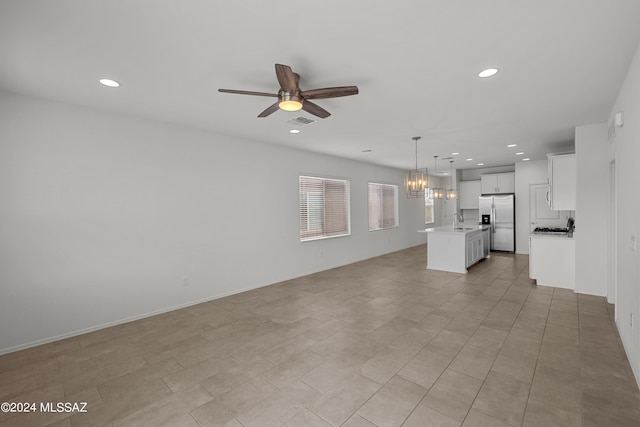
(492, 205, 496, 233)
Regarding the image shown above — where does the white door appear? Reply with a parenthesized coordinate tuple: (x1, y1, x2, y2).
(529, 183, 567, 231)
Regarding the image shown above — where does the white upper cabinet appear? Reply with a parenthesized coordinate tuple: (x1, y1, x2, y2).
(480, 172, 515, 194)
(459, 180, 481, 209)
(547, 153, 576, 211)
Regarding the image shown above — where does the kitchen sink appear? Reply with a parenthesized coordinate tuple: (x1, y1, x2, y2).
(453, 227, 476, 230)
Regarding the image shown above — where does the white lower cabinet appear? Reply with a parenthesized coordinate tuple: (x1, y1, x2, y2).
(529, 235, 575, 289)
(466, 231, 484, 267)
(482, 227, 490, 258)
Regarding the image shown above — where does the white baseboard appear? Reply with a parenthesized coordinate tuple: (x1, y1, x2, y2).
(0, 283, 266, 356)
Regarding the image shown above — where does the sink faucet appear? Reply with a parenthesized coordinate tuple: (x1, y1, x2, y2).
(453, 212, 463, 228)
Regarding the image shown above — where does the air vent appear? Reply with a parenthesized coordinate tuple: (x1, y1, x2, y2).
(287, 116, 316, 126)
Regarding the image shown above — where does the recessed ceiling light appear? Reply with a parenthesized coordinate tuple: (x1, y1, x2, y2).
(477, 163, 484, 166)
(289, 129, 300, 134)
(466, 158, 473, 161)
(507, 144, 517, 148)
(516, 152, 524, 155)
(451, 152, 460, 156)
(522, 158, 530, 161)
(99, 78, 120, 88)
(478, 68, 499, 78)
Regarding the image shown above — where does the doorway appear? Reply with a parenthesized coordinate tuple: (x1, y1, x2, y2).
(529, 183, 568, 231)
(608, 159, 617, 311)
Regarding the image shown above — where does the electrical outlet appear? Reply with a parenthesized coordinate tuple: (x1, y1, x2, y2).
(631, 235, 637, 252)
(182, 275, 190, 287)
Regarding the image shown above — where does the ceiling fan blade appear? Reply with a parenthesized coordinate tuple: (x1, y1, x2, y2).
(302, 100, 331, 119)
(301, 86, 359, 99)
(258, 102, 280, 118)
(275, 64, 298, 93)
(218, 89, 278, 97)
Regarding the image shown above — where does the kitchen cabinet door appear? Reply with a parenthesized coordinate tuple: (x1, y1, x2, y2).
(459, 180, 481, 209)
(548, 154, 576, 211)
(480, 175, 496, 194)
(482, 228, 490, 257)
(465, 231, 484, 267)
(496, 173, 515, 193)
(481, 173, 514, 194)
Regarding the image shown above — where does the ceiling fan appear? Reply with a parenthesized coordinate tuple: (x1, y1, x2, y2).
(218, 64, 358, 119)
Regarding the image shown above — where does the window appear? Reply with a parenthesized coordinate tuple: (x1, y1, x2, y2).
(425, 188, 435, 224)
(368, 183, 398, 231)
(299, 176, 351, 241)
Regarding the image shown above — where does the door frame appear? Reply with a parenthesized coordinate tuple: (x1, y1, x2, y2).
(529, 183, 564, 232)
(608, 158, 618, 310)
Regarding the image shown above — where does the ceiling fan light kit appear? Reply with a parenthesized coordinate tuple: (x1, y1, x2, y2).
(219, 64, 358, 119)
(278, 91, 303, 111)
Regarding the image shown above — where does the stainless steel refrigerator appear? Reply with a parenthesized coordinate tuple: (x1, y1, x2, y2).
(479, 195, 515, 252)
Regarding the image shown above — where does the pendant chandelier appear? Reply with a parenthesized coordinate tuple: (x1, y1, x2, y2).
(431, 155, 445, 199)
(404, 136, 428, 198)
(446, 160, 458, 200)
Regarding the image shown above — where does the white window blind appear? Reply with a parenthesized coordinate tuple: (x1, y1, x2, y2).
(299, 176, 351, 241)
(368, 183, 399, 231)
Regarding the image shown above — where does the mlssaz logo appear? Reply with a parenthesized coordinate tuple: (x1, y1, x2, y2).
(40, 402, 88, 413)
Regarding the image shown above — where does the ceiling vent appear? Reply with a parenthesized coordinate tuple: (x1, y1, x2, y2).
(287, 116, 316, 127)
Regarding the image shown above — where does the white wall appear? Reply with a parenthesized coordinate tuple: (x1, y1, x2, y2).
(514, 160, 548, 255)
(0, 91, 426, 354)
(608, 41, 640, 386)
(575, 123, 608, 296)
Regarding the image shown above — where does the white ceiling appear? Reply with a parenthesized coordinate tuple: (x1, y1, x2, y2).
(1, 1, 639, 171)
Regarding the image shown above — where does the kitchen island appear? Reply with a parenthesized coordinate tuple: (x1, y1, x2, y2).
(419, 225, 490, 273)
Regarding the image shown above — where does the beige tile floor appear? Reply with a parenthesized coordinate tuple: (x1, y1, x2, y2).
(1, 245, 639, 426)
